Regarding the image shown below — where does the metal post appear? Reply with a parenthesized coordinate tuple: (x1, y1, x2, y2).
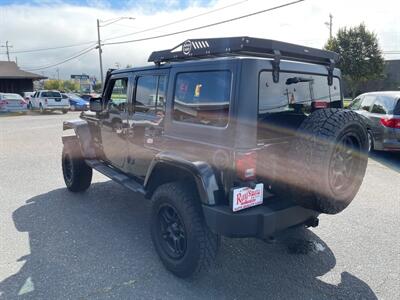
(6, 41, 10, 61)
(329, 14, 333, 39)
(96, 19, 104, 88)
(1, 41, 13, 61)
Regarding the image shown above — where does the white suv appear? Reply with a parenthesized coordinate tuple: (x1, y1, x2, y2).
(29, 90, 70, 114)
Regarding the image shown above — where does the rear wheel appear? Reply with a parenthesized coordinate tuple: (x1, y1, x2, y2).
(62, 140, 92, 192)
(285, 109, 368, 214)
(150, 182, 220, 278)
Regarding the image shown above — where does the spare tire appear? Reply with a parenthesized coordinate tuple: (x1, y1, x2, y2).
(285, 109, 368, 214)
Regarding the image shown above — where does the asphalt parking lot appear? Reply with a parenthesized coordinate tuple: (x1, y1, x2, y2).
(0, 112, 399, 299)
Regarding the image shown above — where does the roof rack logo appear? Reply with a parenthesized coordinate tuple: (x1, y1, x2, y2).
(182, 40, 192, 55)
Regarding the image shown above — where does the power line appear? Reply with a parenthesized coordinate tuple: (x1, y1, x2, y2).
(103, 0, 305, 46)
(0, 0, 248, 56)
(23, 45, 96, 71)
(15, 0, 304, 71)
(102, 0, 249, 42)
(0, 40, 97, 55)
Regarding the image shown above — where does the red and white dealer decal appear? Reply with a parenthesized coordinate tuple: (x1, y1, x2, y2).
(232, 183, 264, 212)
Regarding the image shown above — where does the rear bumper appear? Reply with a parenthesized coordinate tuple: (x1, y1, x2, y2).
(0, 107, 27, 112)
(202, 199, 319, 238)
(44, 105, 70, 110)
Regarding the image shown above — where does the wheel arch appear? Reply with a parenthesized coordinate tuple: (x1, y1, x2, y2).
(62, 120, 96, 159)
(144, 152, 222, 205)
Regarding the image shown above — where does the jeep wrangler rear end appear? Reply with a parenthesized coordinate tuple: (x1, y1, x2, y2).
(61, 37, 368, 278)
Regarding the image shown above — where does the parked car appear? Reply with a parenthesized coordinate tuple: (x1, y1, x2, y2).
(23, 91, 35, 102)
(29, 90, 70, 114)
(0, 93, 27, 113)
(62, 93, 89, 111)
(61, 37, 368, 278)
(348, 91, 400, 152)
(80, 93, 100, 102)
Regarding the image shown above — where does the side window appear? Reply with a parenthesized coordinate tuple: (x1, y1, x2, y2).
(348, 97, 362, 110)
(361, 96, 375, 112)
(173, 71, 231, 127)
(394, 99, 400, 115)
(107, 78, 128, 112)
(135, 75, 167, 114)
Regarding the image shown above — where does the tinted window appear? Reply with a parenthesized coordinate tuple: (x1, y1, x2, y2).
(42, 91, 61, 98)
(173, 71, 231, 127)
(258, 72, 341, 113)
(108, 78, 128, 112)
(370, 96, 394, 114)
(361, 96, 375, 112)
(135, 75, 167, 114)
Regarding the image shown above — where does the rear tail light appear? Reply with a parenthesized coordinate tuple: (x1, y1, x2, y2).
(0, 100, 8, 106)
(236, 152, 257, 181)
(380, 117, 400, 129)
(20, 100, 27, 105)
(312, 101, 329, 109)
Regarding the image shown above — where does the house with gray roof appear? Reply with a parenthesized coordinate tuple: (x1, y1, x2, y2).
(0, 61, 47, 95)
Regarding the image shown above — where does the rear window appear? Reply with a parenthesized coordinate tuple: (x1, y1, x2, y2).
(258, 72, 341, 114)
(42, 91, 61, 98)
(4, 94, 23, 100)
(370, 96, 396, 115)
(173, 71, 231, 127)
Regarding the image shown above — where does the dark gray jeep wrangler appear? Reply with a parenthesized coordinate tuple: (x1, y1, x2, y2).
(61, 37, 368, 278)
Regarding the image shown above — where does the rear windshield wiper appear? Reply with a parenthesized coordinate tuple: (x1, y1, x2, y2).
(286, 77, 314, 85)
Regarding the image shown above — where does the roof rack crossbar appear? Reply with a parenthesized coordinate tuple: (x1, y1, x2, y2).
(148, 37, 338, 84)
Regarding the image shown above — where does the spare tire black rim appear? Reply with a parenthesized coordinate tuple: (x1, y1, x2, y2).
(158, 204, 187, 259)
(329, 133, 361, 195)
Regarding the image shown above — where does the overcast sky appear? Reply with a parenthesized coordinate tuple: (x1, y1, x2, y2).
(0, 0, 399, 80)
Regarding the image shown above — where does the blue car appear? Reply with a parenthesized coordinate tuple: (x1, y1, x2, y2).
(63, 93, 89, 111)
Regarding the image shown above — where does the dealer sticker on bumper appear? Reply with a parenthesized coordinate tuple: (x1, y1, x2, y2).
(232, 183, 264, 212)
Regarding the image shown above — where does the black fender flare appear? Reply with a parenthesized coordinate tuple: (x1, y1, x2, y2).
(62, 120, 96, 159)
(144, 152, 221, 205)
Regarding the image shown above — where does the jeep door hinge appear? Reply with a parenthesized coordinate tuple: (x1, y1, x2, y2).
(272, 50, 281, 83)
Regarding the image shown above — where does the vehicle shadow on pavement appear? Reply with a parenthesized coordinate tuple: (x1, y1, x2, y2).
(0, 182, 377, 299)
(370, 151, 400, 173)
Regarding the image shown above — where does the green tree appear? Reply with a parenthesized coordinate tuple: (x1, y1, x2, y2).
(325, 23, 384, 98)
(44, 79, 62, 90)
(63, 80, 79, 92)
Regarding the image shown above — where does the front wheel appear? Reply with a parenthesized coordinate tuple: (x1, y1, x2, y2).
(62, 140, 92, 192)
(39, 104, 44, 114)
(150, 182, 220, 278)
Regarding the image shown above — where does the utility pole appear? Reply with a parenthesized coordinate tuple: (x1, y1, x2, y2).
(325, 14, 333, 39)
(1, 41, 13, 61)
(56, 68, 60, 81)
(96, 19, 104, 88)
(96, 17, 134, 89)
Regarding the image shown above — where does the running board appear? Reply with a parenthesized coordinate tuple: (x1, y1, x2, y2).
(85, 159, 146, 195)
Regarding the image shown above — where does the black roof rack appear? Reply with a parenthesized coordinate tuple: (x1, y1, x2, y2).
(148, 37, 339, 85)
